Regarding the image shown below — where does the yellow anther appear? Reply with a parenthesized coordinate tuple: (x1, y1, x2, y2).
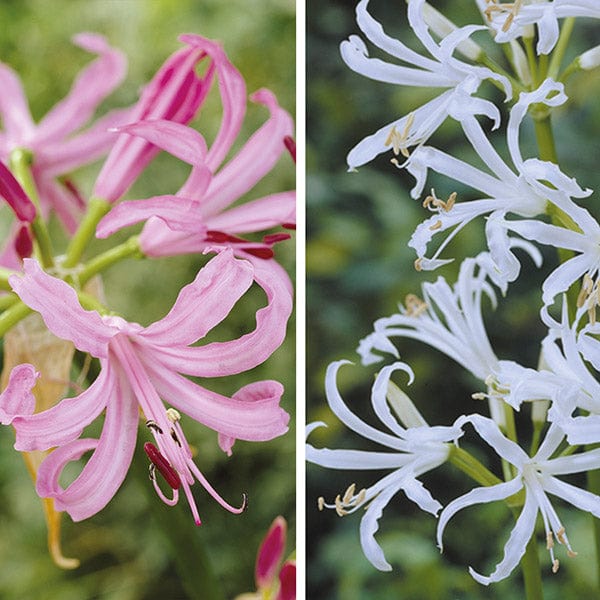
(546, 531, 554, 550)
(552, 558, 560, 574)
(429, 220, 442, 231)
(317, 497, 325, 511)
(414, 257, 423, 272)
(166, 408, 181, 423)
(404, 293, 428, 317)
(384, 113, 415, 157)
(342, 483, 356, 505)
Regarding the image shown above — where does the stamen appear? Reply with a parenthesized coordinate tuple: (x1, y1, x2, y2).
(429, 220, 442, 231)
(317, 497, 325, 511)
(552, 559, 560, 573)
(144, 442, 181, 490)
(404, 293, 428, 317)
(166, 408, 181, 423)
(145, 419, 163, 434)
(384, 113, 415, 157)
(414, 257, 423, 272)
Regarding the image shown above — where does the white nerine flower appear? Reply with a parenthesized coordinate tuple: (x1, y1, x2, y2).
(357, 255, 535, 427)
(306, 361, 463, 571)
(342, 0, 511, 170)
(437, 414, 600, 585)
(406, 79, 589, 279)
(480, 0, 600, 55)
(542, 305, 600, 444)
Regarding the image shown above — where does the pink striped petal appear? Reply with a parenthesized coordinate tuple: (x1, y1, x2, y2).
(9, 259, 116, 357)
(146, 257, 292, 376)
(206, 191, 296, 233)
(93, 43, 211, 203)
(36, 107, 131, 177)
(203, 89, 294, 216)
(36, 368, 138, 521)
(0, 364, 38, 424)
(35, 33, 127, 143)
(142, 352, 288, 442)
(0, 63, 35, 142)
(12, 363, 112, 451)
(110, 119, 208, 165)
(256, 516, 287, 588)
(180, 34, 246, 171)
(141, 249, 253, 346)
(96, 195, 204, 238)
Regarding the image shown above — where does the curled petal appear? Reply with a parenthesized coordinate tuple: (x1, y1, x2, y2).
(36, 371, 138, 522)
(141, 248, 253, 347)
(10, 259, 115, 357)
(35, 33, 127, 143)
(12, 364, 112, 451)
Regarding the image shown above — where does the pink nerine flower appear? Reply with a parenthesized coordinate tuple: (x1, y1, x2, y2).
(95, 50, 295, 259)
(0, 33, 127, 230)
(93, 34, 231, 204)
(3, 250, 291, 524)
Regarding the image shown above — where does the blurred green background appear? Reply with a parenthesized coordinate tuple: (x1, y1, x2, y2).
(307, 1, 600, 598)
(0, 1, 295, 599)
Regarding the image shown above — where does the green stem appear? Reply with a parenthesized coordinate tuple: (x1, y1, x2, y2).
(0, 301, 31, 336)
(524, 37, 539, 88)
(448, 445, 503, 487)
(77, 235, 142, 286)
(10, 148, 54, 268)
(0, 293, 19, 311)
(548, 17, 575, 81)
(0, 267, 17, 291)
(62, 197, 112, 268)
(520, 532, 544, 600)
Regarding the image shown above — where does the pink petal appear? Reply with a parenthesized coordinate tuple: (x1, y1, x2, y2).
(0, 162, 37, 222)
(110, 119, 208, 165)
(95, 195, 206, 238)
(35, 33, 127, 143)
(9, 259, 116, 357)
(36, 107, 132, 177)
(256, 516, 287, 588)
(36, 366, 138, 521)
(177, 163, 213, 198)
(179, 34, 246, 171)
(141, 352, 289, 442)
(12, 363, 112, 451)
(276, 561, 296, 600)
(0, 364, 38, 424)
(93, 43, 211, 203)
(31, 173, 83, 233)
(146, 257, 293, 376)
(0, 63, 35, 142)
(206, 191, 296, 233)
(202, 89, 294, 217)
(141, 248, 253, 346)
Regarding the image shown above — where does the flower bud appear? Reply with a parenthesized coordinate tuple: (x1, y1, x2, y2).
(579, 45, 600, 70)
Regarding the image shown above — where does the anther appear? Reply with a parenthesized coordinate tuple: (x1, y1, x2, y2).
(146, 420, 163, 434)
(404, 293, 428, 317)
(166, 408, 181, 423)
(144, 442, 181, 490)
(414, 258, 423, 272)
(318, 497, 325, 511)
(429, 220, 442, 231)
(552, 559, 560, 573)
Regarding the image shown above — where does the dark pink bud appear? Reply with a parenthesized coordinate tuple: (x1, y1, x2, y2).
(15, 225, 33, 259)
(283, 135, 296, 163)
(256, 516, 287, 588)
(144, 442, 181, 490)
(0, 162, 36, 222)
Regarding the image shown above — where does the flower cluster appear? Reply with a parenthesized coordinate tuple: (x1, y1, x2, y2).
(0, 31, 294, 566)
(308, 0, 600, 590)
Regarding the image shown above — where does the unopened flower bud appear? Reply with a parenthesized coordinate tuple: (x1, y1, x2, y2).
(420, 2, 482, 61)
(579, 45, 600, 70)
